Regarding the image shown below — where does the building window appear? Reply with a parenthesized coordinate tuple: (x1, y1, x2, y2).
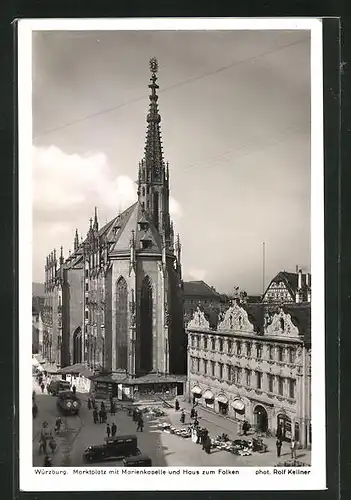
(227, 364, 232, 381)
(246, 342, 251, 357)
(85, 269, 89, 278)
(227, 339, 232, 353)
(219, 338, 223, 352)
(278, 376, 284, 396)
(289, 378, 296, 399)
(268, 345, 274, 360)
(218, 363, 224, 379)
(211, 337, 216, 351)
(203, 359, 208, 375)
(245, 368, 251, 386)
(196, 335, 200, 348)
(256, 343, 262, 358)
(85, 310, 89, 320)
(191, 335, 195, 347)
(190, 356, 195, 372)
(278, 347, 284, 362)
(288, 347, 295, 363)
(196, 358, 200, 372)
(256, 371, 262, 389)
(85, 282, 89, 291)
(203, 336, 208, 350)
(236, 341, 241, 355)
(211, 361, 215, 377)
(268, 374, 274, 392)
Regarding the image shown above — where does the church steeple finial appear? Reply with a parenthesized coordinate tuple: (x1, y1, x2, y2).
(93, 206, 99, 231)
(74, 228, 79, 251)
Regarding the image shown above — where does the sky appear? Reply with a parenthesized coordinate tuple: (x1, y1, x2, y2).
(32, 29, 311, 295)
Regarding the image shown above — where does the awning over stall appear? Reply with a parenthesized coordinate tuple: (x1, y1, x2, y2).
(232, 399, 245, 411)
(203, 390, 214, 401)
(216, 394, 229, 405)
(191, 386, 202, 395)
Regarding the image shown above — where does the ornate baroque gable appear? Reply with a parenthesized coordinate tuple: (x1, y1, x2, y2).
(217, 302, 254, 333)
(264, 308, 299, 338)
(187, 307, 210, 330)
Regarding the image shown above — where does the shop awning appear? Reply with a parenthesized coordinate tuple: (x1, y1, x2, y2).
(232, 399, 245, 411)
(216, 394, 228, 405)
(191, 386, 202, 395)
(203, 390, 214, 401)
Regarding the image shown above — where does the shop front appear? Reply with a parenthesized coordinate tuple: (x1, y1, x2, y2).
(203, 389, 215, 409)
(216, 394, 229, 415)
(191, 385, 202, 404)
(232, 398, 246, 421)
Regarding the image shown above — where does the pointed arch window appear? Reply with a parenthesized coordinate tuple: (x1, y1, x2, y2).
(140, 276, 153, 373)
(116, 277, 128, 370)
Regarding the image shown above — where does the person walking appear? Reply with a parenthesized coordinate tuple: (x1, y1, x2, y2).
(40, 382, 45, 394)
(93, 408, 98, 424)
(55, 417, 62, 434)
(276, 439, 282, 458)
(290, 438, 297, 459)
(87, 398, 92, 410)
(204, 435, 211, 454)
(137, 417, 144, 432)
(242, 420, 250, 436)
(106, 423, 111, 438)
(72, 385, 76, 395)
(202, 429, 209, 450)
(111, 422, 117, 437)
(99, 409, 104, 424)
(110, 401, 116, 416)
(190, 407, 195, 419)
(175, 399, 180, 411)
(180, 410, 185, 424)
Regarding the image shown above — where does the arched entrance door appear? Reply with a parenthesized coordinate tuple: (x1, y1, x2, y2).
(254, 405, 268, 432)
(116, 277, 128, 370)
(73, 327, 82, 364)
(140, 276, 153, 373)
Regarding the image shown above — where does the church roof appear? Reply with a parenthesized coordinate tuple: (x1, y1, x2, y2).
(183, 281, 221, 298)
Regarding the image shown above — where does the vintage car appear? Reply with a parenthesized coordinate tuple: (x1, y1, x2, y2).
(123, 454, 152, 467)
(47, 380, 71, 396)
(83, 435, 140, 463)
(56, 391, 81, 415)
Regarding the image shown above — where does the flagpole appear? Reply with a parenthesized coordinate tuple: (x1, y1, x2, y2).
(262, 242, 266, 296)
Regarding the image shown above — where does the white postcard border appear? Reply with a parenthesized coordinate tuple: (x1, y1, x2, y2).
(18, 17, 325, 491)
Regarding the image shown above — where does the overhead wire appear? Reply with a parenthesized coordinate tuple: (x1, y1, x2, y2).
(33, 36, 309, 139)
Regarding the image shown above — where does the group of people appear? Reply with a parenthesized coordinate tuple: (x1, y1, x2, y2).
(276, 437, 298, 459)
(176, 401, 212, 454)
(106, 422, 118, 438)
(90, 400, 108, 424)
(39, 421, 57, 460)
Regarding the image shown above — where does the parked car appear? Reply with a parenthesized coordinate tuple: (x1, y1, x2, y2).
(83, 435, 140, 463)
(123, 454, 152, 467)
(56, 391, 81, 415)
(47, 380, 71, 396)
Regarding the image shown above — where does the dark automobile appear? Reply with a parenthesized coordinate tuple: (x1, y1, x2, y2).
(47, 380, 71, 396)
(56, 391, 81, 415)
(123, 454, 152, 467)
(83, 435, 140, 463)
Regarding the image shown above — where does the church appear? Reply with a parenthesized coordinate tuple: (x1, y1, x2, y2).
(42, 58, 186, 399)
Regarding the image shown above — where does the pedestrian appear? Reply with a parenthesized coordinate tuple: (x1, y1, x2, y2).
(190, 407, 195, 419)
(175, 399, 180, 411)
(40, 382, 45, 394)
(72, 385, 76, 395)
(55, 416, 62, 434)
(106, 423, 111, 438)
(242, 420, 250, 436)
(49, 437, 57, 454)
(111, 422, 117, 437)
(202, 429, 209, 450)
(194, 410, 198, 420)
(99, 409, 104, 424)
(87, 398, 92, 410)
(290, 438, 297, 460)
(32, 390, 36, 402)
(103, 409, 107, 423)
(276, 439, 282, 458)
(204, 435, 211, 454)
(137, 418, 144, 432)
(180, 410, 185, 424)
(101, 401, 105, 411)
(192, 396, 196, 406)
(110, 401, 116, 416)
(93, 408, 98, 424)
(194, 417, 199, 427)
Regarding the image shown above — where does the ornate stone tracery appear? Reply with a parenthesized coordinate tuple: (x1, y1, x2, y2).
(264, 308, 299, 338)
(217, 302, 254, 333)
(187, 307, 210, 330)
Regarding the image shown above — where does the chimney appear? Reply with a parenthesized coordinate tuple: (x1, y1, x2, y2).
(298, 269, 302, 289)
(296, 264, 299, 273)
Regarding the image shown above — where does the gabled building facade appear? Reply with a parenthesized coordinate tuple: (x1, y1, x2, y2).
(42, 59, 185, 395)
(186, 292, 311, 448)
(262, 269, 311, 305)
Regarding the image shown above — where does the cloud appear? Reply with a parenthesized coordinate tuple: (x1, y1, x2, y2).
(32, 145, 182, 280)
(186, 268, 207, 281)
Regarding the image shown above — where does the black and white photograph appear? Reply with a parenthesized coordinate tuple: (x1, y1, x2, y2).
(18, 18, 325, 491)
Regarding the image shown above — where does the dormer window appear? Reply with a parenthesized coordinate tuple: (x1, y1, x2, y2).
(141, 239, 152, 250)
